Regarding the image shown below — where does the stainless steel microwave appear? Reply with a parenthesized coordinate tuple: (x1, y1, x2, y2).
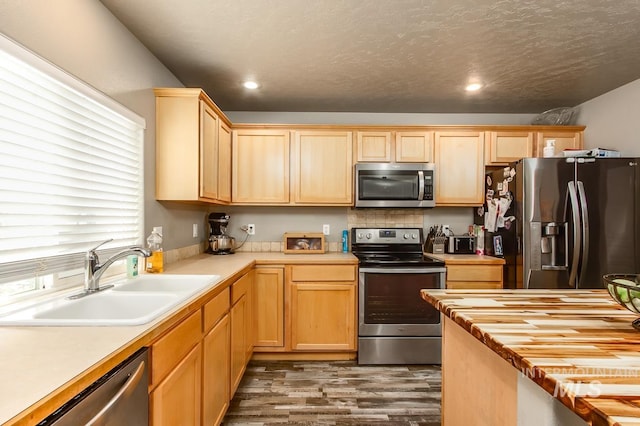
(355, 163, 436, 208)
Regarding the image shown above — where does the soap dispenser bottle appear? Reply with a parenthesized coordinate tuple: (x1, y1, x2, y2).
(146, 226, 164, 273)
(543, 139, 556, 158)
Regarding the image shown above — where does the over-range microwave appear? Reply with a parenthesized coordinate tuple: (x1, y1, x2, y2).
(355, 163, 436, 208)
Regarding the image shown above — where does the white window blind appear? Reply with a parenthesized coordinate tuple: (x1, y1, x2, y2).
(0, 33, 145, 292)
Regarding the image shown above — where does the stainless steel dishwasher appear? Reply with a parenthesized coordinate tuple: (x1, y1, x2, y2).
(37, 348, 149, 425)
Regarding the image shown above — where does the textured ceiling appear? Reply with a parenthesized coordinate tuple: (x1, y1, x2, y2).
(100, 0, 640, 113)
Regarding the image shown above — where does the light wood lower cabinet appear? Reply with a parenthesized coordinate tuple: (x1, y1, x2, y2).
(287, 265, 357, 351)
(230, 272, 253, 394)
(446, 264, 503, 289)
(254, 267, 285, 348)
(202, 288, 230, 426)
(149, 310, 203, 426)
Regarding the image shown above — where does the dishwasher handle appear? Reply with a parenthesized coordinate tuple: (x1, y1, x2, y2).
(86, 360, 146, 425)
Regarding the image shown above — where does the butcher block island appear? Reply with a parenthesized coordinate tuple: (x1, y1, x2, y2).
(421, 289, 640, 426)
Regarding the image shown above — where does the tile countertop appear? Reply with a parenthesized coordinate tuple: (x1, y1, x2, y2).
(0, 252, 357, 426)
(421, 289, 640, 425)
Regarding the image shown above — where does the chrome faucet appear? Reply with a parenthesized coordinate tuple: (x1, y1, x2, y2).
(69, 239, 151, 299)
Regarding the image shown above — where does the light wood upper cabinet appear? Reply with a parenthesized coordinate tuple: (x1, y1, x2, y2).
(535, 129, 583, 156)
(292, 130, 353, 205)
(154, 88, 231, 204)
(356, 131, 392, 162)
(200, 102, 219, 199)
(217, 121, 232, 203)
(395, 131, 434, 163)
(434, 130, 485, 206)
(232, 129, 290, 204)
(253, 267, 284, 348)
(485, 131, 534, 165)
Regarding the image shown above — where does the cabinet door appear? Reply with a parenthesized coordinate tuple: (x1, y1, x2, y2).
(230, 293, 246, 395)
(217, 120, 232, 203)
(230, 272, 252, 395)
(232, 129, 290, 203)
(254, 267, 284, 348)
(289, 282, 356, 351)
(150, 343, 202, 426)
(434, 131, 485, 205)
(203, 315, 230, 426)
(200, 101, 219, 200)
(356, 131, 392, 162)
(535, 130, 583, 156)
(395, 131, 434, 162)
(292, 131, 353, 204)
(485, 131, 534, 165)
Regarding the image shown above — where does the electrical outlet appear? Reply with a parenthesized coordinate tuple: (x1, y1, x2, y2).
(323, 224, 330, 235)
(247, 224, 255, 235)
(443, 224, 450, 235)
(192, 223, 198, 238)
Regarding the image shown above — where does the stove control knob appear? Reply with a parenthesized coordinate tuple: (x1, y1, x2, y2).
(403, 233, 410, 239)
(411, 233, 418, 239)
(357, 233, 364, 239)
(366, 233, 372, 239)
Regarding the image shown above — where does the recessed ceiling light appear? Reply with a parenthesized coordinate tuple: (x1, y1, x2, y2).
(243, 81, 259, 89)
(465, 83, 483, 92)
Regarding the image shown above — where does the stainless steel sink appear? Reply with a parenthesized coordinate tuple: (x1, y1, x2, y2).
(0, 274, 221, 326)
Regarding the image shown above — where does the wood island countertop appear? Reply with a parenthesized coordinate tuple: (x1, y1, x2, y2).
(0, 252, 357, 426)
(421, 289, 640, 425)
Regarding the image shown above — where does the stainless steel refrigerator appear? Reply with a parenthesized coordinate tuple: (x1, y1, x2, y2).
(480, 157, 640, 289)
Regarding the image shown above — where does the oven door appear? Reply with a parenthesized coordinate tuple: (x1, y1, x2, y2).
(358, 267, 445, 337)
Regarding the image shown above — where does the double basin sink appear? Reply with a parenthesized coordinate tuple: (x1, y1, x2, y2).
(0, 274, 221, 326)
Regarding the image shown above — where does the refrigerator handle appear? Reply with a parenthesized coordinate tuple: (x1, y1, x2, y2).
(576, 181, 589, 288)
(567, 181, 581, 288)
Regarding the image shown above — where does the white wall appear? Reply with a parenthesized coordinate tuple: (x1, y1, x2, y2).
(0, 0, 208, 250)
(576, 78, 640, 156)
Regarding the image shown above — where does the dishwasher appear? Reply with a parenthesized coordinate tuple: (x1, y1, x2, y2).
(37, 348, 149, 425)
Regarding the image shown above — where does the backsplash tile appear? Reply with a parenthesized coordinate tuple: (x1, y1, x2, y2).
(347, 208, 424, 228)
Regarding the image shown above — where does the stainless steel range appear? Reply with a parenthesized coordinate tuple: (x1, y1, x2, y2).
(352, 227, 446, 365)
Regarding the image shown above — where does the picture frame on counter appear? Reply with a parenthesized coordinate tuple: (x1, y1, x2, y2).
(493, 235, 503, 256)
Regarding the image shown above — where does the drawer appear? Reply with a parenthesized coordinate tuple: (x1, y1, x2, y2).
(447, 265, 502, 282)
(150, 310, 202, 387)
(289, 265, 356, 282)
(203, 287, 230, 333)
(231, 272, 251, 305)
(447, 281, 502, 289)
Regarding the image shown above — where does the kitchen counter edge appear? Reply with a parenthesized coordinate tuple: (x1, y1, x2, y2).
(1, 252, 357, 426)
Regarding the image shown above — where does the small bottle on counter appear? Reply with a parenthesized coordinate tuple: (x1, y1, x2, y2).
(146, 226, 164, 273)
(126, 255, 139, 278)
(342, 230, 349, 253)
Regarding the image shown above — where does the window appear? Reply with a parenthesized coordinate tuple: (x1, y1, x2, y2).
(0, 34, 145, 301)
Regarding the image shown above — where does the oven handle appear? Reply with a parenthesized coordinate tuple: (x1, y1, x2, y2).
(359, 267, 447, 274)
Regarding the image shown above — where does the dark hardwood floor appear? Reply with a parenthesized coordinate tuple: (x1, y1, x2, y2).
(222, 360, 441, 425)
